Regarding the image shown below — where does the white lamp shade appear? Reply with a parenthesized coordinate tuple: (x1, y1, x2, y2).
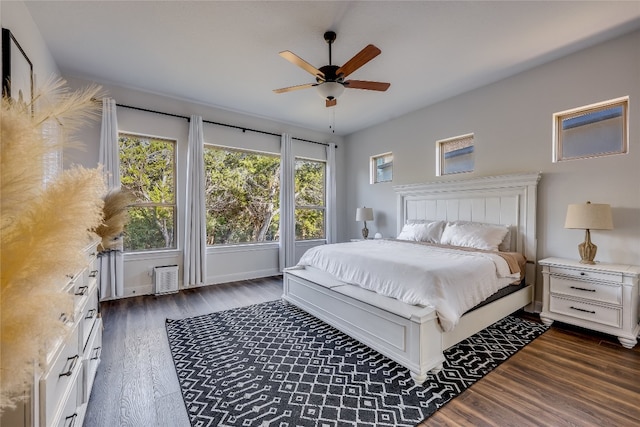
(355, 207, 374, 222)
(316, 82, 345, 100)
(565, 202, 613, 230)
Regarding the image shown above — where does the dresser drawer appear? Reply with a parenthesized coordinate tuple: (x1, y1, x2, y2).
(53, 367, 81, 427)
(549, 295, 621, 328)
(40, 323, 80, 427)
(549, 265, 623, 283)
(82, 318, 102, 403)
(550, 276, 621, 305)
(79, 285, 99, 353)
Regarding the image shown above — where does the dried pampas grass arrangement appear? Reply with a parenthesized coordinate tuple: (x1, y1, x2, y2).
(1, 80, 106, 412)
(95, 188, 134, 251)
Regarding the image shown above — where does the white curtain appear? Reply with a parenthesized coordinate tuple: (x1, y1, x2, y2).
(98, 98, 123, 299)
(184, 115, 207, 287)
(325, 143, 337, 244)
(279, 133, 296, 271)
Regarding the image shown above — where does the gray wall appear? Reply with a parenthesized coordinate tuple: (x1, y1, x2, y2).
(344, 30, 640, 304)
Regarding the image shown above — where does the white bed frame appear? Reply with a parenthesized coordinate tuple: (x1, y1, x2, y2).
(283, 172, 541, 386)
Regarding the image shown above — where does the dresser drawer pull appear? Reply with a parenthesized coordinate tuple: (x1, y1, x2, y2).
(64, 412, 78, 427)
(75, 286, 88, 296)
(89, 269, 99, 278)
(569, 286, 596, 292)
(91, 346, 102, 360)
(570, 306, 596, 314)
(580, 272, 586, 276)
(86, 309, 97, 320)
(59, 355, 79, 377)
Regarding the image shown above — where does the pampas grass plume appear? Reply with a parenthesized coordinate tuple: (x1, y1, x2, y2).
(1, 80, 105, 411)
(95, 189, 134, 251)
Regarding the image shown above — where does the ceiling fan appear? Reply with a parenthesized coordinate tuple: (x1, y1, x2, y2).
(273, 31, 390, 108)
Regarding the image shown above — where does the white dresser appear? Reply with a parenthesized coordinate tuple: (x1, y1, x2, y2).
(1, 238, 103, 426)
(539, 257, 640, 349)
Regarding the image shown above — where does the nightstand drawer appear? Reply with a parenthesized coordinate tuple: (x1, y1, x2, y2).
(549, 295, 621, 328)
(550, 276, 621, 305)
(548, 266, 623, 283)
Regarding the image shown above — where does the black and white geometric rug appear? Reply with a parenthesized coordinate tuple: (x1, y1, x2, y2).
(166, 300, 547, 427)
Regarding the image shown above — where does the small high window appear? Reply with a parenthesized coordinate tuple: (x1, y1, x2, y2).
(370, 152, 393, 184)
(553, 96, 629, 162)
(436, 133, 474, 176)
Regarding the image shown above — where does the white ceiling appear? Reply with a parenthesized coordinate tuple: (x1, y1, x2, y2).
(25, 1, 640, 136)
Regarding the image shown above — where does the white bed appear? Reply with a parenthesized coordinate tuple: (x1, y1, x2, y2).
(282, 172, 541, 386)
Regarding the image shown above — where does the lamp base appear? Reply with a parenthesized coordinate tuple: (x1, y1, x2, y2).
(361, 224, 369, 239)
(578, 229, 597, 264)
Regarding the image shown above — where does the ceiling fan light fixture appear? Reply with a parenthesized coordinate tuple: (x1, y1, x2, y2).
(316, 81, 344, 100)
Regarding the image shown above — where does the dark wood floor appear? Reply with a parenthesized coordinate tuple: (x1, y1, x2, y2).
(85, 277, 640, 427)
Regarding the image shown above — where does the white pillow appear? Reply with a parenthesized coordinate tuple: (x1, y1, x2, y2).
(440, 222, 509, 251)
(397, 221, 445, 243)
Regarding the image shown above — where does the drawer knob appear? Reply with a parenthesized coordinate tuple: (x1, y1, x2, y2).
(570, 306, 596, 315)
(580, 272, 586, 276)
(75, 286, 88, 296)
(59, 354, 79, 377)
(570, 286, 596, 293)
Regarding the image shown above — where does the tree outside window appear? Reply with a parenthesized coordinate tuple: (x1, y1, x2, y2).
(119, 133, 176, 251)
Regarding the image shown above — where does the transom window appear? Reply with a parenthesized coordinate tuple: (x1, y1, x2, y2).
(119, 133, 177, 251)
(436, 133, 474, 176)
(370, 152, 393, 184)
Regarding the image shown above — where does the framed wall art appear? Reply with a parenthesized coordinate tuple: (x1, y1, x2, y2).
(2, 28, 34, 110)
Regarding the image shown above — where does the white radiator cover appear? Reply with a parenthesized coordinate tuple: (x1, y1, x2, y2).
(154, 265, 179, 294)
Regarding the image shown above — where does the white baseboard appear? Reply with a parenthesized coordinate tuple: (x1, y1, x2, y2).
(204, 268, 281, 286)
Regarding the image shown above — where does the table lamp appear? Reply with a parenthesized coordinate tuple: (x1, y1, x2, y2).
(564, 201, 613, 264)
(355, 207, 374, 239)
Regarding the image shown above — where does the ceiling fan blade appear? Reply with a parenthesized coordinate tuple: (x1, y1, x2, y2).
(279, 51, 325, 79)
(336, 44, 381, 79)
(326, 99, 337, 108)
(273, 83, 315, 94)
(344, 80, 390, 91)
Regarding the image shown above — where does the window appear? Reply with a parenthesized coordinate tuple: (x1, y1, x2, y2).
(436, 133, 474, 176)
(295, 159, 326, 240)
(553, 97, 629, 162)
(203, 147, 327, 245)
(204, 146, 280, 245)
(370, 152, 393, 184)
(119, 133, 176, 251)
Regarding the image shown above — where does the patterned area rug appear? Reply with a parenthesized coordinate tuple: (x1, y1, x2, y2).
(166, 300, 547, 427)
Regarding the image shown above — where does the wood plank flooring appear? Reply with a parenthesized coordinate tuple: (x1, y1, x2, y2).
(85, 277, 640, 426)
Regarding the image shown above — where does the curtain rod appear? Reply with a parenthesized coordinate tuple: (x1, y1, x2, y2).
(115, 103, 335, 148)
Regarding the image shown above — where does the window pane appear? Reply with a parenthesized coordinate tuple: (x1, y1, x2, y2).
(371, 153, 393, 183)
(124, 206, 175, 251)
(295, 208, 325, 240)
(119, 133, 176, 251)
(555, 99, 628, 162)
(295, 160, 325, 207)
(204, 147, 280, 245)
(439, 134, 474, 175)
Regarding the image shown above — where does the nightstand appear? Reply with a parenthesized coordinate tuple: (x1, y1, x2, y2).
(539, 257, 640, 349)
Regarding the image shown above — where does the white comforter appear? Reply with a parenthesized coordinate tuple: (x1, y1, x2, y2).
(296, 239, 520, 331)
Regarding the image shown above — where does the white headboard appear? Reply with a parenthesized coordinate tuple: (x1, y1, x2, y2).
(394, 172, 541, 284)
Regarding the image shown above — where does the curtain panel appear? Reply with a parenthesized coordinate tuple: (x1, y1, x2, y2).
(184, 115, 207, 287)
(279, 134, 296, 270)
(98, 98, 124, 299)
